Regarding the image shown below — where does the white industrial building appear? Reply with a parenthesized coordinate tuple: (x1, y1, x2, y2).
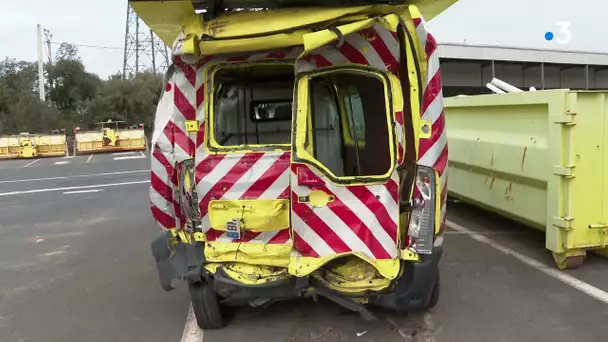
(438, 44, 608, 96)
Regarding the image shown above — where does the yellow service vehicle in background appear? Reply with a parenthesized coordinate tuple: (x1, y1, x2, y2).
(0, 132, 68, 159)
(73, 120, 147, 155)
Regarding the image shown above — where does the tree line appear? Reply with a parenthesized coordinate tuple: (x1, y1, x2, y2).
(0, 43, 163, 136)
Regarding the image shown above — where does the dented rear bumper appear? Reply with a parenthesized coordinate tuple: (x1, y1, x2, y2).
(151, 231, 206, 291)
(374, 246, 443, 312)
(151, 231, 442, 313)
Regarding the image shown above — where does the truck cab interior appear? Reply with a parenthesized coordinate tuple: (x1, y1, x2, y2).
(212, 63, 391, 178)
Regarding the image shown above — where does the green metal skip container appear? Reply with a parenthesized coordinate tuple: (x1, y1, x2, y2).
(445, 90, 608, 269)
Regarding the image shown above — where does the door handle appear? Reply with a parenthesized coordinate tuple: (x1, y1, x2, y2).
(298, 190, 335, 207)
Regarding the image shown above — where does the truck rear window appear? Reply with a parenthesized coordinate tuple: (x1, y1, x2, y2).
(212, 64, 295, 147)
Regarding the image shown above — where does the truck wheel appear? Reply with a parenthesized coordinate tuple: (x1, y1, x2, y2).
(188, 280, 226, 329)
(426, 273, 440, 310)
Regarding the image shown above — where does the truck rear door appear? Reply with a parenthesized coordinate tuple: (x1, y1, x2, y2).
(288, 18, 407, 278)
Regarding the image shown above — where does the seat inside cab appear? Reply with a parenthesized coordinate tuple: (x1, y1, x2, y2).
(212, 64, 391, 177)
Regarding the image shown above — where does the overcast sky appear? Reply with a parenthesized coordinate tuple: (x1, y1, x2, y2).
(427, 0, 607, 53)
(1, 0, 605, 79)
(0, 0, 126, 78)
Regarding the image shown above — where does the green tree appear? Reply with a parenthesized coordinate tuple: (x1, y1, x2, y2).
(0, 58, 61, 135)
(0, 44, 163, 137)
(46, 44, 102, 131)
(87, 71, 162, 134)
(55, 42, 79, 61)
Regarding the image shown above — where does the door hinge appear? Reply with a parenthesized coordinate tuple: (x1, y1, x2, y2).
(553, 110, 576, 125)
(553, 216, 574, 230)
(553, 165, 575, 178)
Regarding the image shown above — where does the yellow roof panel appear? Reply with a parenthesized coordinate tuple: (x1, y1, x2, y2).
(130, 0, 458, 48)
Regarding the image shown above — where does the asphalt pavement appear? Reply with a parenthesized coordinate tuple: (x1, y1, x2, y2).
(1, 153, 608, 342)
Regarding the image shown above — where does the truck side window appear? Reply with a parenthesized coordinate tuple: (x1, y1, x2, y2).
(307, 73, 391, 178)
(309, 78, 345, 177)
(343, 86, 365, 142)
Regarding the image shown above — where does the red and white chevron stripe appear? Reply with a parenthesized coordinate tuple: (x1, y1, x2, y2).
(412, 14, 448, 232)
(150, 72, 178, 231)
(294, 24, 405, 164)
(193, 48, 302, 245)
(194, 58, 210, 195)
(150, 57, 198, 231)
(288, 24, 403, 259)
(196, 152, 291, 244)
(295, 24, 399, 73)
(291, 164, 399, 259)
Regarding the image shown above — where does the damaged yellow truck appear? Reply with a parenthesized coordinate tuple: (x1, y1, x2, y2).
(138, 0, 454, 329)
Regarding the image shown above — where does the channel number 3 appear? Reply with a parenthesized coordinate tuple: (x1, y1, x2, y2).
(554, 21, 572, 44)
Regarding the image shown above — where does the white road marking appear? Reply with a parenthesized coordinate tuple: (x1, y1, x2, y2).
(139, 151, 147, 158)
(63, 189, 104, 195)
(23, 159, 40, 168)
(181, 304, 204, 342)
(43, 250, 67, 257)
(113, 151, 136, 156)
(0, 180, 150, 197)
(0, 169, 148, 184)
(114, 155, 146, 161)
(86, 155, 93, 163)
(54, 161, 69, 165)
(447, 220, 608, 305)
(63, 155, 74, 159)
(443, 230, 521, 235)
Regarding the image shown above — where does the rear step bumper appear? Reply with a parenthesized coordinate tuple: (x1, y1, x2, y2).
(151, 231, 442, 314)
(151, 231, 207, 291)
(374, 248, 443, 313)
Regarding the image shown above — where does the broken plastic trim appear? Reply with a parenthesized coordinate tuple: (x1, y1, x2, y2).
(179, 158, 202, 233)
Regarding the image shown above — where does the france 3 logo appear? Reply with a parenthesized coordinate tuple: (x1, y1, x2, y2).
(545, 22, 572, 44)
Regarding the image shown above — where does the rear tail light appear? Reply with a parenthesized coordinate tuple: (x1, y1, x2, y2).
(407, 165, 436, 255)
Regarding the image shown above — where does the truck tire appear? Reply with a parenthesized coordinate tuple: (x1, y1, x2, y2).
(188, 280, 226, 329)
(426, 273, 440, 310)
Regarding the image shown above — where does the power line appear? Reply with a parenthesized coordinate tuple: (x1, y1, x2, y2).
(123, 4, 168, 77)
(50, 41, 123, 51)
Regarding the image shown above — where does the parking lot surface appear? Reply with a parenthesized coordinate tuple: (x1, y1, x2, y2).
(1, 153, 607, 342)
